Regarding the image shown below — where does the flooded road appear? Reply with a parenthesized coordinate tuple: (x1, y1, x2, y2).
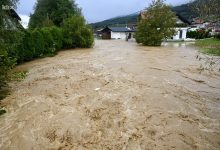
(0, 40, 220, 150)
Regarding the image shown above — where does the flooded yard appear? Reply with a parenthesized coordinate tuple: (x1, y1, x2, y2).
(0, 40, 220, 150)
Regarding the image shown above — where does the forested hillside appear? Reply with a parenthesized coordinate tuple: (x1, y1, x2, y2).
(91, 13, 139, 29)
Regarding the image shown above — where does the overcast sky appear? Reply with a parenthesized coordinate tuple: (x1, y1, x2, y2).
(17, 0, 190, 27)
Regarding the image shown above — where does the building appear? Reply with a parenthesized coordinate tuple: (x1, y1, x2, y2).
(100, 26, 135, 40)
(170, 14, 191, 41)
(171, 27, 188, 40)
(190, 19, 209, 31)
(213, 20, 220, 34)
(3, 9, 23, 30)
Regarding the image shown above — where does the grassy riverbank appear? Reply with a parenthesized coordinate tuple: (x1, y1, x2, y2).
(196, 38, 220, 56)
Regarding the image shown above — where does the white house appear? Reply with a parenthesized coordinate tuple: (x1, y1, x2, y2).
(171, 27, 189, 41)
(100, 27, 135, 40)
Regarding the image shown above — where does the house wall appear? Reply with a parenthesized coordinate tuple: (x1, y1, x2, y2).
(102, 32, 111, 39)
(100, 27, 111, 39)
(111, 32, 127, 40)
(172, 28, 188, 40)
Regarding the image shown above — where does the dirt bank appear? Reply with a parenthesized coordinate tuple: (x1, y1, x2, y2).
(0, 40, 220, 150)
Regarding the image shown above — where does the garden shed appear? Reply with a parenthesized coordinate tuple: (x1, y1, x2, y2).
(100, 26, 135, 40)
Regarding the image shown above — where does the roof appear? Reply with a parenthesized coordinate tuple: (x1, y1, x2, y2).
(140, 10, 191, 25)
(3, 9, 24, 30)
(109, 27, 132, 32)
(193, 19, 204, 24)
(101, 27, 135, 32)
(7, 9, 21, 21)
(100, 26, 135, 32)
(176, 13, 191, 25)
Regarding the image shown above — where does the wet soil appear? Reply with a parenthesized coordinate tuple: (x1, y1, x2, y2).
(0, 40, 220, 150)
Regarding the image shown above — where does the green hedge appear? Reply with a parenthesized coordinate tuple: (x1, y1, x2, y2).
(17, 22, 93, 63)
(17, 26, 63, 63)
(187, 30, 211, 39)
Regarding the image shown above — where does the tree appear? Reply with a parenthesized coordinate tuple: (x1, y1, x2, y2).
(29, 0, 81, 28)
(135, 0, 176, 46)
(62, 16, 94, 48)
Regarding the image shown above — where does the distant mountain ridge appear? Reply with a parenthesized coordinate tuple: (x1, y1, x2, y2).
(91, 2, 196, 30)
(91, 13, 139, 29)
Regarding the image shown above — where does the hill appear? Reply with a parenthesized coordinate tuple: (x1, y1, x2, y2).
(91, 13, 139, 30)
(91, 3, 196, 30)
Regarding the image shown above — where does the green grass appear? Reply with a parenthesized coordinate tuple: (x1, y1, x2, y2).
(195, 38, 220, 56)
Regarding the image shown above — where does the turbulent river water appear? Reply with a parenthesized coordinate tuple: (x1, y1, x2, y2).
(0, 40, 220, 150)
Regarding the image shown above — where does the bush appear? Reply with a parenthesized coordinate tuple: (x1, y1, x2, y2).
(17, 27, 64, 62)
(214, 33, 220, 39)
(31, 29, 45, 57)
(187, 30, 211, 39)
(79, 26, 94, 48)
(49, 27, 63, 50)
(18, 31, 35, 62)
(8, 22, 93, 64)
(15, 20, 92, 63)
(39, 28, 55, 54)
(0, 29, 24, 62)
(62, 16, 94, 48)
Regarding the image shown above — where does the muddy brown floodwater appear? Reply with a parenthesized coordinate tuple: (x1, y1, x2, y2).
(0, 40, 220, 150)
